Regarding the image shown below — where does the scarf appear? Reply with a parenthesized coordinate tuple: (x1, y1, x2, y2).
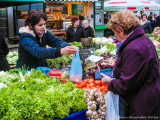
(140, 19, 148, 26)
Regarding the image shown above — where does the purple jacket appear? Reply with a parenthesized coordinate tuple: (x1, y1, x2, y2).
(108, 26, 160, 118)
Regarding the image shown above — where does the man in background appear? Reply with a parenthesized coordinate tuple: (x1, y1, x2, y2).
(155, 11, 160, 27)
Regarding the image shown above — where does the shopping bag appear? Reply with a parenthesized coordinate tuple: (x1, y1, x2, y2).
(69, 47, 83, 83)
(105, 91, 120, 120)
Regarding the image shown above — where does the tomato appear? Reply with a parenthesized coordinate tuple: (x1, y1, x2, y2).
(89, 83, 95, 88)
(81, 82, 87, 88)
(95, 85, 101, 88)
(95, 80, 102, 86)
(86, 84, 90, 89)
(62, 82, 67, 84)
(90, 86, 95, 89)
(88, 78, 94, 84)
(99, 87, 104, 92)
(78, 84, 83, 88)
(102, 89, 108, 93)
(82, 79, 88, 84)
(103, 89, 108, 93)
(74, 84, 79, 88)
(102, 82, 105, 85)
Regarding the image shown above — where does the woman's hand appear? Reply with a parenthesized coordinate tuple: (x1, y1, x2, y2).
(61, 46, 77, 55)
(101, 73, 111, 84)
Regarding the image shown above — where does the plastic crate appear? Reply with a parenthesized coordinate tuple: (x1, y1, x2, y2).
(53, 109, 87, 120)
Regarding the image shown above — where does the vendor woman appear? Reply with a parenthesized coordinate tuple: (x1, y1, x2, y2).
(17, 10, 76, 69)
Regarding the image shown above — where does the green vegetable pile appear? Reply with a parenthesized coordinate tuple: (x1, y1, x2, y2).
(145, 33, 158, 37)
(47, 55, 72, 68)
(0, 69, 86, 120)
(69, 42, 82, 49)
(0, 68, 27, 85)
(92, 37, 116, 56)
(6, 51, 18, 65)
(156, 47, 160, 60)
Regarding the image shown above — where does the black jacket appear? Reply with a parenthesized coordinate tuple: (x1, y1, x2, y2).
(84, 26, 94, 38)
(142, 22, 152, 34)
(0, 32, 10, 71)
(66, 25, 87, 42)
(155, 16, 160, 27)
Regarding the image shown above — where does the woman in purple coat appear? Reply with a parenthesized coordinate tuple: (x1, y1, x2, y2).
(101, 10, 160, 119)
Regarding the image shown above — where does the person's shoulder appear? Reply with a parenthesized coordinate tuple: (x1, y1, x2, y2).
(20, 33, 35, 38)
(157, 16, 160, 19)
(68, 25, 73, 29)
(19, 33, 36, 44)
(126, 35, 149, 54)
(88, 26, 93, 29)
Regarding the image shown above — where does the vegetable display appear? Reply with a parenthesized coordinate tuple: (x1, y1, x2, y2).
(6, 51, 18, 65)
(145, 33, 158, 37)
(0, 68, 27, 85)
(74, 78, 108, 93)
(0, 69, 86, 120)
(69, 42, 82, 49)
(84, 88, 106, 120)
(83, 53, 115, 79)
(47, 55, 72, 68)
(92, 37, 116, 56)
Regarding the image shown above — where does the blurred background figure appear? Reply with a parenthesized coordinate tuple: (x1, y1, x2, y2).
(66, 16, 86, 42)
(0, 32, 10, 71)
(79, 15, 85, 26)
(148, 11, 153, 20)
(104, 14, 114, 37)
(82, 20, 94, 38)
(149, 12, 156, 31)
(140, 14, 152, 33)
(155, 11, 160, 27)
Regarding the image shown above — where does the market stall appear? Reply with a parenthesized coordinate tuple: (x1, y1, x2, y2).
(0, 0, 44, 8)
(1, 35, 118, 120)
(0, 0, 45, 37)
(104, 0, 160, 11)
(45, 0, 97, 40)
(2, 33, 160, 119)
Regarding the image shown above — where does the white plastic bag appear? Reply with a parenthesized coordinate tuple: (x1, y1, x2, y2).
(105, 91, 120, 120)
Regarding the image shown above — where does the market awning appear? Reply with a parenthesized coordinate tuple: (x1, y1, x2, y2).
(104, 0, 160, 11)
(46, 0, 98, 2)
(0, 0, 45, 8)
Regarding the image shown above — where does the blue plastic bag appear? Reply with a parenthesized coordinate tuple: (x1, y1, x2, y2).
(36, 67, 52, 74)
(69, 47, 83, 83)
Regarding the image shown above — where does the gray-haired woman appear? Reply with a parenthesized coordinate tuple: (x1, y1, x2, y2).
(82, 20, 94, 38)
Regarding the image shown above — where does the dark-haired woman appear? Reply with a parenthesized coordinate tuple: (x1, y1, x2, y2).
(66, 16, 86, 42)
(140, 14, 152, 33)
(17, 10, 77, 69)
(0, 32, 10, 71)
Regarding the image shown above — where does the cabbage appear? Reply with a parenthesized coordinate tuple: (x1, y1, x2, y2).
(101, 37, 108, 45)
(92, 38, 96, 44)
(6, 51, 18, 65)
(95, 37, 102, 44)
(107, 38, 114, 43)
